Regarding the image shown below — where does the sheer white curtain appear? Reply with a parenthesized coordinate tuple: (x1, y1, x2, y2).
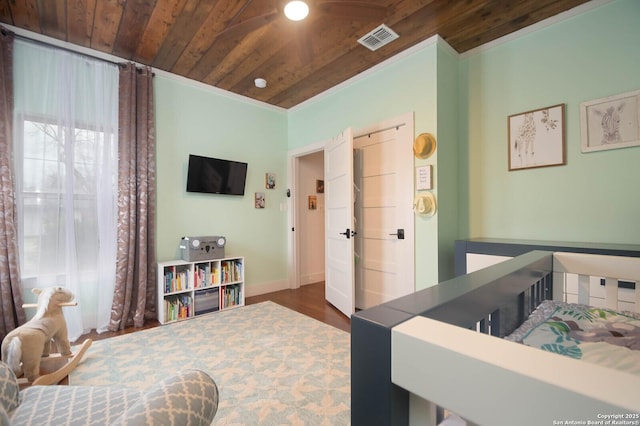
(12, 40, 118, 341)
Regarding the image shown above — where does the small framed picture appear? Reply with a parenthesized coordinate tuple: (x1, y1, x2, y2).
(255, 192, 265, 209)
(580, 89, 640, 153)
(415, 165, 432, 190)
(316, 179, 324, 193)
(308, 195, 317, 210)
(508, 104, 565, 171)
(265, 173, 276, 189)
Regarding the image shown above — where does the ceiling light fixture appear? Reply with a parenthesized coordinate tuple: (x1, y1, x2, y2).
(254, 78, 267, 88)
(284, 1, 309, 21)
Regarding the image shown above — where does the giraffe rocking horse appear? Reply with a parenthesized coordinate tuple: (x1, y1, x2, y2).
(1, 287, 92, 386)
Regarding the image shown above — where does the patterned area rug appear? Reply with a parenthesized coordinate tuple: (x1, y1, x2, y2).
(70, 301, 351, 425)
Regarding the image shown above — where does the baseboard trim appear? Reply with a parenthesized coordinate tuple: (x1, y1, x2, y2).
(244, 279, 289, 297)
(301, 272, 325, 286)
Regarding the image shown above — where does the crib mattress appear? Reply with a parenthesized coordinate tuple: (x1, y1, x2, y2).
(506, 300, 640, 376)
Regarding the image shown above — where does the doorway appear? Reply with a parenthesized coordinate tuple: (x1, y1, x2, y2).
(288, 113, 415, 314)
(296, 150, 325, 287)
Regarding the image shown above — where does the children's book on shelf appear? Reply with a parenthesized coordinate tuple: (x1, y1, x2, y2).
(164, 264, 192, 293)
(221, 284, 242, 309)
(221, 260, 243, 283)
(158, 257, 244, 324)
(164, 294, 193, 322)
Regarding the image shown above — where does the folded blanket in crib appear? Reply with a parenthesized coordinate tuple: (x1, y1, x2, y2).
(506, 300, 640, 376)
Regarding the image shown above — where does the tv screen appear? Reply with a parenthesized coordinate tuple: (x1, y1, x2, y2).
(186, 154, 248, 196)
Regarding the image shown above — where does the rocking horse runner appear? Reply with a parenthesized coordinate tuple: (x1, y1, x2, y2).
(1, 286, 92, 386)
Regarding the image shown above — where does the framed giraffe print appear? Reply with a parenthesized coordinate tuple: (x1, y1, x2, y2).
(580, 89, 640, 153)
(508, 104, 565, 171)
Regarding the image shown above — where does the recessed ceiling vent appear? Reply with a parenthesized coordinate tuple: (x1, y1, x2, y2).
(357, 24, 399, 51)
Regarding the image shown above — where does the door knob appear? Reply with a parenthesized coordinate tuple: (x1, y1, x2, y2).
(389, 229, 405, 239)
(339, 228, 351, 239)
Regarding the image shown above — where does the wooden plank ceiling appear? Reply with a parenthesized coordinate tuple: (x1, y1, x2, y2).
(0, 0, 590, 109)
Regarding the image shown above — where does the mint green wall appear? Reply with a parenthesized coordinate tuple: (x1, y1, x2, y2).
(288, 42, 438, 149)
(435, 43, 459, 281)
(288, 40, 444, 289)
(154, 77, 288, 286)
(10, 0, 636, 305)
(153, 0, 639, 295)
(460, 0, 640, 244)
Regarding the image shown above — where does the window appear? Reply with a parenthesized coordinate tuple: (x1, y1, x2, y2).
(13, 39, 119, 338)
(17, 118, 115, 287)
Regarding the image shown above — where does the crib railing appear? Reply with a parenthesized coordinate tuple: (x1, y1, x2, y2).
(553, 251, 640, 313)
(391, 251, 640, 426)
(421, 250, 554, 338)
(352, 249, 640, 425)
(351, 250, 555, 425)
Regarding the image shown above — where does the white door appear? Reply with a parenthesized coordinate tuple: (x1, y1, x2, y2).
(354, 114, 415, 309)
(324, 128, 355, 317)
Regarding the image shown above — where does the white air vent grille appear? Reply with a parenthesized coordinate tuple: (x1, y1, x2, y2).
(357, 24, 399, 51)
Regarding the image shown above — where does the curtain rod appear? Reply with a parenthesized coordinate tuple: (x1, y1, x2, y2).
(1, 26, 129, 69)
(354, 123, 407, 140)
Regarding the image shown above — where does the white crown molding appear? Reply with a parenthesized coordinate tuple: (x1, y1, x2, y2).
(292, 0, 613, 109)
(3, 0, 613, 113)
(151, 68, 287, 113)
(437, 36, 458, 58)
(460, 0, 614, 59)
(4, 23, 122, 64)
(3, 23, 287, 114)
(289, 34, 442, 112)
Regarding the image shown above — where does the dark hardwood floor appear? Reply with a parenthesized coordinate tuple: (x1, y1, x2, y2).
(78, 281, 349, 345)
(245, 282, 351, 333)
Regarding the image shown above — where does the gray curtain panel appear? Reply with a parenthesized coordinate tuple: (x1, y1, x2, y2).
(109, 63, 157, 331)
(0, 30, 26, 341)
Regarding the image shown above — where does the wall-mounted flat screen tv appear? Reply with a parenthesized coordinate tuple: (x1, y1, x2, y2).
(186, 154, 248, 196)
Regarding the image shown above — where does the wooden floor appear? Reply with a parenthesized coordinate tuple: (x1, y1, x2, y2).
(245, 282, 351, 333)
(80, 281, 349, 345)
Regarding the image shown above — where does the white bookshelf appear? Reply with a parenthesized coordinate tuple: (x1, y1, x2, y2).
(157, 256, 244, 324)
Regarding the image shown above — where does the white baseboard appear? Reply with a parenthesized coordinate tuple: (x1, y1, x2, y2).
(244, 279, 289, 297)
(301, 272, 325, 286)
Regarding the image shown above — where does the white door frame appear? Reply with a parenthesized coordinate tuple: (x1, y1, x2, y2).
(287, 139, 326, 290)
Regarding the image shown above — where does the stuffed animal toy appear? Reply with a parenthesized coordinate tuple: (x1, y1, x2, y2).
(1, 287, 74, 382)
